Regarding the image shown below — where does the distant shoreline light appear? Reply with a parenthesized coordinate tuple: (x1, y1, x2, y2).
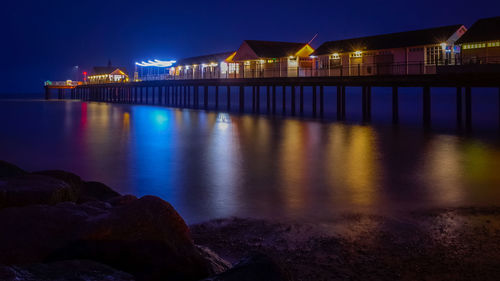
(135, 60, 176, 67)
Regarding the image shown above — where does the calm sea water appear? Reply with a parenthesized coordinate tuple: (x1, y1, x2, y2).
(1, 92, 499, 223)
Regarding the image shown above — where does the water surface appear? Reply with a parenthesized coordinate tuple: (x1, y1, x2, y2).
(0, 99, 499, 223)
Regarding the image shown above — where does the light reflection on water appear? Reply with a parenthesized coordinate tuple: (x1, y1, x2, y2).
(0, 100, 500, 223)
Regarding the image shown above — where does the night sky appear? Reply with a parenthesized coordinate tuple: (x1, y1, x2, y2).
(1, 0, 498, 94)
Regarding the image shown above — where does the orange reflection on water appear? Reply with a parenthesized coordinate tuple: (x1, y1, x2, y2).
(278, 120, 322, 213)
(122, 112, 130, 132)
(280, 120, 309, 212)
(422, 136, 464, 206)
(325, 125, 380, 208)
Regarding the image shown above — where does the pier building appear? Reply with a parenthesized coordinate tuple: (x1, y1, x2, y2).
(311, 25, 466, 76)
(457, 16, 500, 65)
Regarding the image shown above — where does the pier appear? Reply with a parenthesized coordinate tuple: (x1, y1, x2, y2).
(45, 73, 500, 130)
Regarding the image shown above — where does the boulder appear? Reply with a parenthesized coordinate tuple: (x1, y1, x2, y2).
(202, 253, 293, 281)
(82, 181, 121, 201)
(0, 166, 120, 209)
(0, 160, 26, 179)
(0, 196, 211, 281)
(0, 174, 77, 209)
(33, 170, 120, 202)
(107, 194, 138, 206)
(0, 260, 135, 281)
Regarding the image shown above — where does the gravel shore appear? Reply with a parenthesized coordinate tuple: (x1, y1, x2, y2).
(191, 207, 500, 281)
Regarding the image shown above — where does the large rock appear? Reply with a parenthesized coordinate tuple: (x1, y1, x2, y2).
(33, 170, 120, 202)
(0, 163, 120, 209)
(0, 196, 212, 281)
(82, 181, 121, 202)
(202, 253, 293, 281)
(0, 160, 26, 179)
(0, 260, 135, 281)
(0, 174, 77, 209)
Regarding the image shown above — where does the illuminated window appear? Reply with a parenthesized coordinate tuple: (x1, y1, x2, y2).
(350, 51, 362, 58)
(229, 63, 239, 74)
(220, 62, 228, 74)
(330, 53, 340, 59)
(487, 41, 500, 47)
(425, 46, 444, 65)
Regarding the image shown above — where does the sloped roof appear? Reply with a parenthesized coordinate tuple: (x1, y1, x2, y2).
(312, 25, 463, 56)
(455, 16, 500, 44)
(92, 66, 128, 75)
(177, 52, 235, 65)
(241, 40, 309, 58)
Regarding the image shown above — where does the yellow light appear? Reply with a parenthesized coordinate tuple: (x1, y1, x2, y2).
(259, 59, 265, 64)
(289, 56, 294, 59)
(225, 52, 237, 63)
(331, 53, 340, 59)
(440, 42, 447, 50)
(352, 51, 362, 57)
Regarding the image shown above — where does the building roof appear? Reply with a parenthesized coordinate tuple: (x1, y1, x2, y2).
(177, 52, 235, 66)
(312, 25, 464, 56)
(455, 16, 500, 44)
(232, 40, 310, 61)
(245, 40, 309, 58)
(92, 66, 128, 75)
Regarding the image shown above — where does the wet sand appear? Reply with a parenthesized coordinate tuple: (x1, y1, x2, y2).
(191, 207, 500, 280)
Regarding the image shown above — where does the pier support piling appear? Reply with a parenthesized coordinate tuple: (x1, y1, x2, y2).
(227, 86, 231, 111)
(341, 86, 346, 120)
(282, 86, 286, 115)
(456, 87, 462, 129)
(215, 86, 219, 110)
(204, 85, 208, 109)
(267, 86, 271, 113)
(256, 86, 260, 113)
(44, 87, 50, 100)
(239, 86, 244, 113)
(299, 85, 304, 115)
(362, 86, 368, 122)
(423, 86, 431, 128)
(465, 86, 472, 131)
(498, 87, 500, 131)
(312, 86, 317, 118)
(252, 86, 256, 113)
(320, 85, 324, 118)
(392, 86, 399, 124)
(272, 85, 276, 115)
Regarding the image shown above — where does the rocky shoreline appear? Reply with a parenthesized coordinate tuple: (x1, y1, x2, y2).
(0, 160, 290, 281)
(2, 160, 500, 280)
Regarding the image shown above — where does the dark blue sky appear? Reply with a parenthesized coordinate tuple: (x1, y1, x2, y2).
(1, 0, 498, 94)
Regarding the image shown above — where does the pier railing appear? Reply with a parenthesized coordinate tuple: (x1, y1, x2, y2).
(44, 81, 81, 87)
(136, 57, 500, 82)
